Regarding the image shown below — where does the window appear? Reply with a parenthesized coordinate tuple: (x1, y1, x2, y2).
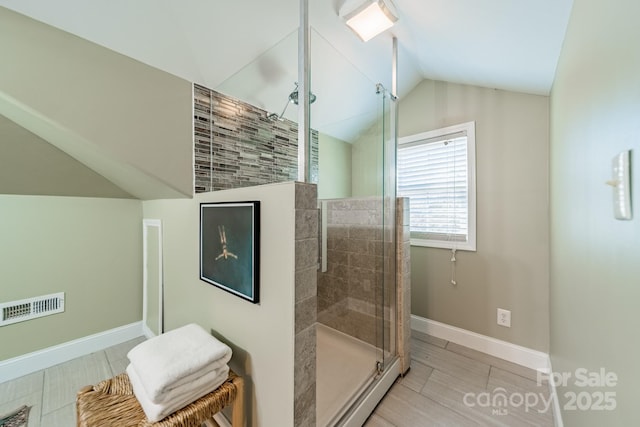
(397, 121, 476, 251)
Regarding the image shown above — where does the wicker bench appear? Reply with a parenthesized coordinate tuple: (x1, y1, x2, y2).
(76, 370, 244, 427)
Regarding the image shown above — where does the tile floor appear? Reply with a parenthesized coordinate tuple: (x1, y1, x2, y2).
(1, 331, 554, 426)
(364, 331, 555, 426)
(0, 336, 145, 427)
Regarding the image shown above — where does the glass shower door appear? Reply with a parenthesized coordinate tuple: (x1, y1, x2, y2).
(313, 52, 399, 426)
(315, 98, 381, 425)
(378, 84, 397, 372)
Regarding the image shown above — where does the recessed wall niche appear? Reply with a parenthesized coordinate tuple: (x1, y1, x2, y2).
(194, 84, 319, 193)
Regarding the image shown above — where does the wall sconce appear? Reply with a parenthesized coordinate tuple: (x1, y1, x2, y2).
(343, 0, 398, 42)
(605, 150, 633, 220)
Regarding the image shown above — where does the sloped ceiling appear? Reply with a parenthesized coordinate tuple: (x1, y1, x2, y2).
(1, 7, 195, 200)
(0, 0, 573, 144)
(0, 0, 573, 197)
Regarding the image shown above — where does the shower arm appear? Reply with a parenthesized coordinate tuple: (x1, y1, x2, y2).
(266, 99, 292, 122)
(375, 83, 398, 101)
(267, 83, 316, 121)
(277, 98, 292, 120)
(274, 82, 300, 120)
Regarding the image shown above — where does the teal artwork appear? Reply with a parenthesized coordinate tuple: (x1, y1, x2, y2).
(200, 201, 260, 303)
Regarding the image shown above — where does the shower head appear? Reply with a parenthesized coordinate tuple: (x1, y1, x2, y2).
(267, 82, 317, 122)
(288, 83, 317, 105)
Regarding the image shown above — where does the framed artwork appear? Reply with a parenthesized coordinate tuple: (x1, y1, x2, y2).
(199, 201, 260, 303)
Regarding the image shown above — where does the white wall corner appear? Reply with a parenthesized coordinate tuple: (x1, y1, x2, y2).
(0, 321, 145, 383)
(546, 356, 565, 427)
(142, 323, 157, 340)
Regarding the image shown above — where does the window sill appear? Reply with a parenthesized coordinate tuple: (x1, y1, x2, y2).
(410, 238, 476, 252)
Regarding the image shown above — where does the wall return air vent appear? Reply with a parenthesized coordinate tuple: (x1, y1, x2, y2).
(0, 292, 65, 326)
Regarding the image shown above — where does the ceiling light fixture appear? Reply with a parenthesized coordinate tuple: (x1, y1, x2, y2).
(344, 0, 398, 42)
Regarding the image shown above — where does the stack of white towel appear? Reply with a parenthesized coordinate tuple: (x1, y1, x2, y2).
(126, 323, 232, 422)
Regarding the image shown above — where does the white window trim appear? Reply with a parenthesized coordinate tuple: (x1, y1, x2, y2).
(398, 121, 477, 251)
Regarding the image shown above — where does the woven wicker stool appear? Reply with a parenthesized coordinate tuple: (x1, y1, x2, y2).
(76, 370, 244, 427)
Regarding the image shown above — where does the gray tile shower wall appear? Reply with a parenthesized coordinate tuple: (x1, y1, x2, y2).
(318, 197, 391, 347)
(294, 182, 318, 427)
(317, 197, 407, 357)
(396, 197, 411, 374)
(193, 84, 318, 193)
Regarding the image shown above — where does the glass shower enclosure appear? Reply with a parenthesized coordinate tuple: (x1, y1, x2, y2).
(312, 29, 397, 426)
(214, 23, 398, 426)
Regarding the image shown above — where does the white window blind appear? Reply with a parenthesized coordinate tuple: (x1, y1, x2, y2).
(397, 122, 476, 251)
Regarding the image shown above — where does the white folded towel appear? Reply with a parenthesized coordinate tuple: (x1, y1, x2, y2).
(127, 363, 229, 423)
(149, 363, 229, 404)
(127, 323, 232, 402)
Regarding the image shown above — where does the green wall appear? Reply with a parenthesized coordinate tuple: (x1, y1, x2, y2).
(143, 182, 297, 427)
(398, 79, 550, 352)
(0, 8, 197, 363)
(0, 196, 142, 360)
(550, 0, 640, 424)
(0, 8, 193, 200)
(351, 119, 384, 197)
(0, 115, 132, 198)
(318, 132, 352, 199)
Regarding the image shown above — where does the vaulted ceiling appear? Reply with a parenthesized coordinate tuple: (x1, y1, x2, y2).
(0, 0, 573, 143)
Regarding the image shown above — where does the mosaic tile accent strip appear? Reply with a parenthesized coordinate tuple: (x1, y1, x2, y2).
(194, 84, 318, 193)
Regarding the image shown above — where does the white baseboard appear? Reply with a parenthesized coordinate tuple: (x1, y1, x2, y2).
(411, 315, 564, 425)
(142, 323, 157, 339)
(411, 315, 549, 372)
(0, 321, 144, 383)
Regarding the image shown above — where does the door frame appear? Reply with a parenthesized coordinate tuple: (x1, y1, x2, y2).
(143, 219, 163, 337)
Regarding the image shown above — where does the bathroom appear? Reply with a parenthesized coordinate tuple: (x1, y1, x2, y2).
(149, 22, 409, 425)
(2, 1, 640, 426)
(0, 2, 406, 424)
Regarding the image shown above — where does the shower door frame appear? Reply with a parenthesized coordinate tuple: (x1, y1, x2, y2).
(375, 82, 398, 374)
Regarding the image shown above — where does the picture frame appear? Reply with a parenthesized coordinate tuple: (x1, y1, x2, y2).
(199, 201, 260, 303)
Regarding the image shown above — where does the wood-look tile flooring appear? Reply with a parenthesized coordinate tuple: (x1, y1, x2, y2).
(365, 331, 555, 427)
(1, 332, 554, 426)
(0, 337, 145, 427)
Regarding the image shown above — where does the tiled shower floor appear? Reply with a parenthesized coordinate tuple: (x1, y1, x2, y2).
(316, 323, 379, 427)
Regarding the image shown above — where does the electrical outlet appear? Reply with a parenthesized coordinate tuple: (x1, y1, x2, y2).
(497, 308, 511, 327)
